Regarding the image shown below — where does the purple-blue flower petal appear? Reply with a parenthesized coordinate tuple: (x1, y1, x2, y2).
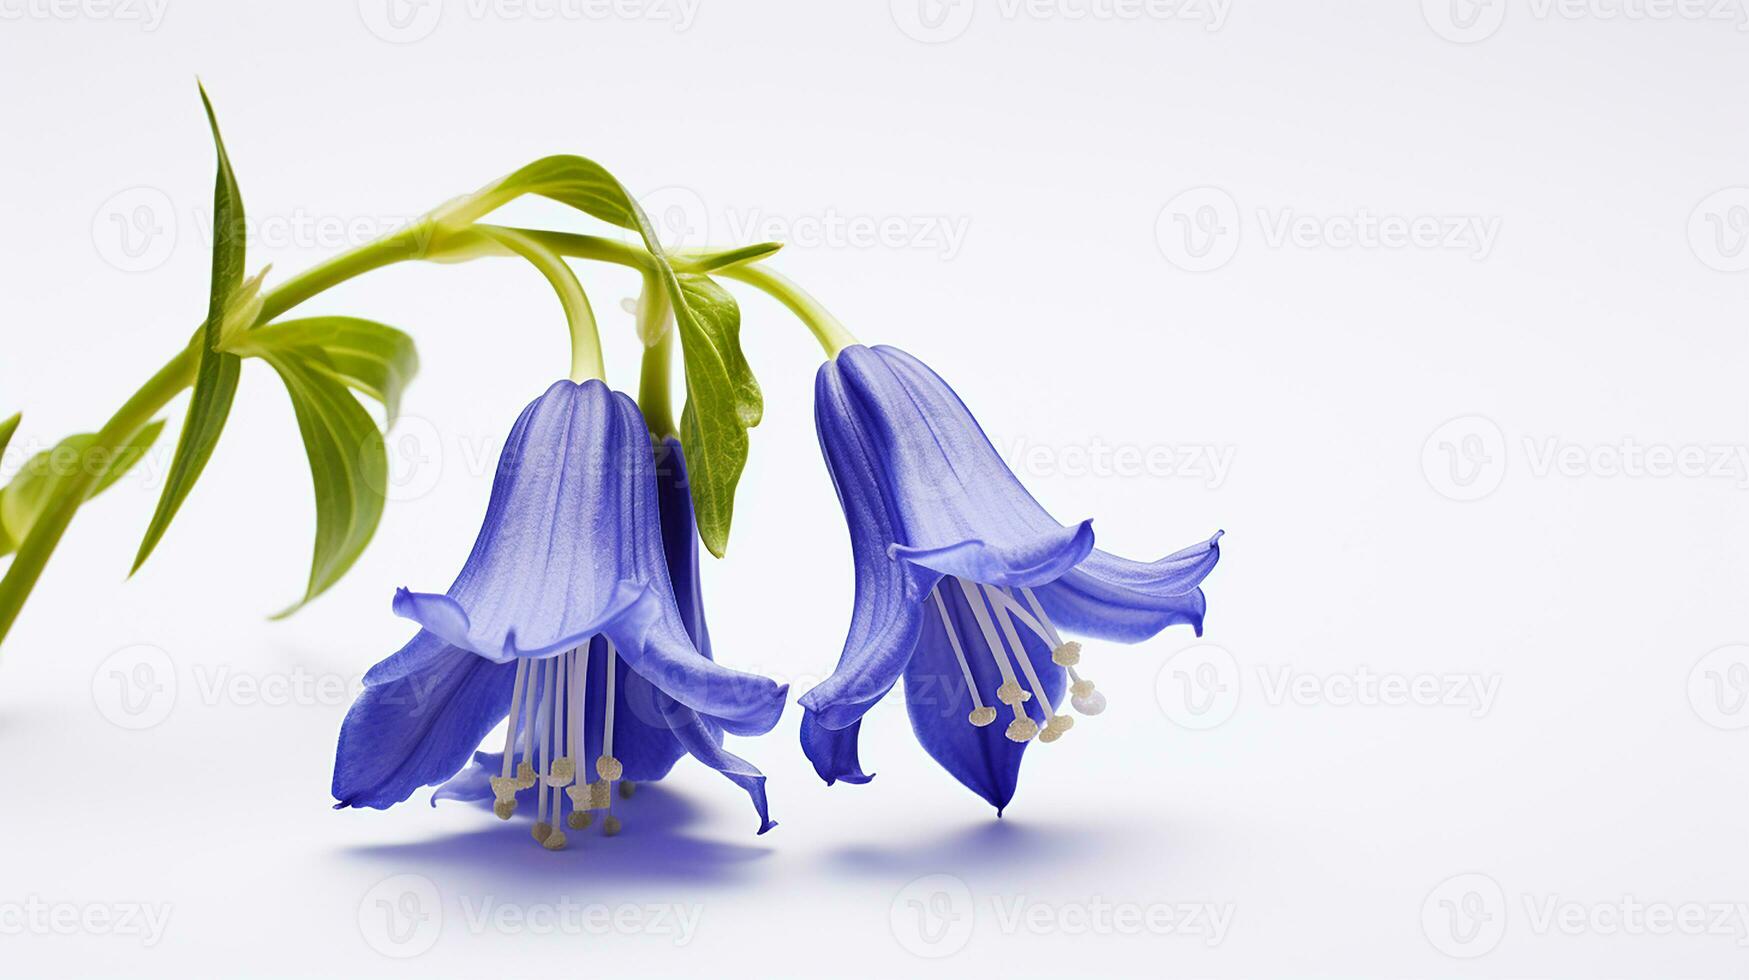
(333, 642, 517, 809)
(389, 379, 785, 736)
(827, 345, 1097, 587)
(800, 710, 874, 785)
(902, 583, 1063, 814)
(1038, 530, 1224, 641)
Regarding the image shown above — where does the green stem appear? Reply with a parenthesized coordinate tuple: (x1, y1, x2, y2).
(0, 346, 197, 644)
(0, 224, 432, 649)
(638, 327, 678, 441)
(715, 263, 858, 356)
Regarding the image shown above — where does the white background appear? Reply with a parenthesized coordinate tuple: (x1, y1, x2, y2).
(2, 1, 1746, 977)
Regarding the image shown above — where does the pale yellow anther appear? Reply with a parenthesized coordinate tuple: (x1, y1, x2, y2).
(1046, 714, 1075, 734)
(544, 756, 576, 788)
(1037, 727, 1062, 744)
(968, 706, 998, 727)
(531, 821, 553, 845)
(566, 784, 591, 811)
(595, 755, 624, 781)
(603, 815, 623, 837)
(590, 780, 611, 810)
(490, 775, 521, 804)
(567, 810, 594, 830)
(996, 681, 1031, 706)
(514, 760, 538, 789)
(1052, 641, 1082, 666)
(1070, 678, 1096, 698)
(542, 829, 568, 851)
(619, 780, 636, 799)
(1005, 716, 1040, 742)
(493, 798, 517, 820)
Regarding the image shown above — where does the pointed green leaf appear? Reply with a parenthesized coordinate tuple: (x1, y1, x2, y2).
(482, 156, 762, 555)
(133, 84, 246, 574)
(262, 350, 388, 618)
(675, 241, 783, 274)
(227, 316, 419, 424)
(0, 414, 18, 459)
(1, 421, 166, 558)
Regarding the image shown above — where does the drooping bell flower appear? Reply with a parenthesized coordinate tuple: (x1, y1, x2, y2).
(800, 345, 1221, 813)
(331, 380, 786, 848)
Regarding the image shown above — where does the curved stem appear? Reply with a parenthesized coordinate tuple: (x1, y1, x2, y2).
(0, 345, 198, 645)
(715, 263, 858, 356)
(638, 328, 678, 441)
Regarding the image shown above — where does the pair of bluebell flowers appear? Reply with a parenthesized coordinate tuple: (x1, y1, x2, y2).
(332, 345, 1220, 848)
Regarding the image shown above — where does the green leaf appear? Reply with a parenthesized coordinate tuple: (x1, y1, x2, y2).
(0, 414, 17, 463)
(675, 241, 783, 274)
(485, 156, 762, 556)
(262, 350, 388, 618)
(1, 421, 165, 558)
(133, 83, 246, 575)
(227, 316, 419, 424)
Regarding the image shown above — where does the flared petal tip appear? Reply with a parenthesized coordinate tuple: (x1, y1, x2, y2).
(392, 588, 475, 651)
(796, 688, 883, 734)
(756, 818, 778, 835)
(825, 770, 876, 787)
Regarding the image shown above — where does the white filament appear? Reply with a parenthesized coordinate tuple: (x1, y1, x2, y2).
(537, 657, 555, 825)
(568, 648, 584, 772)
(603, 640, 618, 759)
(931, 586, 987, 710)
(500, 658, 529, 778)
(955, 577, 1022, 690)
(518, 658, 540, 775)
(984, 584, 1058, 718)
